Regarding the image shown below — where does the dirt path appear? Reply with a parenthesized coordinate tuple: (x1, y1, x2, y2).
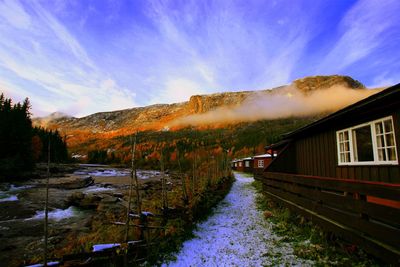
(164, 172, 312, 267)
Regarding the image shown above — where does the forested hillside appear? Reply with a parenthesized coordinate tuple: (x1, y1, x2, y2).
(0, 93, 68, 180)
(81, 115, 321, 170)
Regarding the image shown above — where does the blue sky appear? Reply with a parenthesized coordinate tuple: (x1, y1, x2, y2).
(0, 0, 399, 117)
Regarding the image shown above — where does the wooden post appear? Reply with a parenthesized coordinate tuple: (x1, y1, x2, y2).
(177, 148, 188, 205)
(44, 139, 50, 266)
(160, 150, 167, 210)
(124, 133, 138, 266)
(134, 133, 141, 216)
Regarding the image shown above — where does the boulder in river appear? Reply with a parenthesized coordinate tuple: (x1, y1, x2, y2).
(52, 176, 94, 190)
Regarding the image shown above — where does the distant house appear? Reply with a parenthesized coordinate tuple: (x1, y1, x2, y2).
(257, 84, 400, 263)
(242, 157, 254, 173)
(253, 153, 275, 174)
(231, 159, 238, 170)
(236, 159, 244, 172)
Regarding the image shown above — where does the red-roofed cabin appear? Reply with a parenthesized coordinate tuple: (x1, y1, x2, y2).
(253, 153, 275, 175)
(236, 159, 244, 172)
(242, 157, 254, 173)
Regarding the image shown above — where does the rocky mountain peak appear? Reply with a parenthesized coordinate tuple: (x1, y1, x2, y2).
(293, 75, 365, 94)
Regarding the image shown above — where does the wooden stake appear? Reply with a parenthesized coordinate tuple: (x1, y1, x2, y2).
(177, 148, 188, 205)
(44, 139, 50, 266)
(125, 134, 137, 243)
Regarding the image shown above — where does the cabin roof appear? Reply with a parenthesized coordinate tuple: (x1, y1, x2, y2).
(283, 83, 400, 139)
(253, 153, 275, 158)
(242, 157, 253, 161)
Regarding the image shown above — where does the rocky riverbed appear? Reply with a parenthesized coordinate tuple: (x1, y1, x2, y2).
(0, 165, 170, 266)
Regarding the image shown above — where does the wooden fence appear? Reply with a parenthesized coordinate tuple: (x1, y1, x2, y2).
(255, 172, 400, 265)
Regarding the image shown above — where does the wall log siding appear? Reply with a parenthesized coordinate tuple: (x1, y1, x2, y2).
(255, 172, 400, 264)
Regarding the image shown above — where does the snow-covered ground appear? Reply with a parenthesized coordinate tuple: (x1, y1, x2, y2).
(164, 172, 312, 267)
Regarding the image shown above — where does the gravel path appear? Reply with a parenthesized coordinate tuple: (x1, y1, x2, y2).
(164, 172, 312, 267)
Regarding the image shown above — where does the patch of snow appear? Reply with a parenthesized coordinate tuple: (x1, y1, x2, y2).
(92, 243, 120, 252)
(88, 169, 130, 177)
(25, 261, 59, 267)
(137, 170, 161, 179)
(27, 206, 79, 222)
(9, 184, 34, 191)
(164, 172, 312, 267)
(141, 211, 154, 217)
(0, 194, 18, 202)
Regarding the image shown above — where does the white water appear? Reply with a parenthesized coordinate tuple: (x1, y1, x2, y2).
(0, 194, 18, 202)
(27, 206, 79, 222)
(164, 172, 312, 267)
(84, 185, 114, 193)
(9, 184, 34, 191)
(74, 168, 161, 179)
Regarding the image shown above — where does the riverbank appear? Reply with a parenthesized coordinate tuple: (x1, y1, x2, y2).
(0, 164, 234, 266)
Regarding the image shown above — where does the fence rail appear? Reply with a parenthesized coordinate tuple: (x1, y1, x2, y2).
(255, 172, 400, 265)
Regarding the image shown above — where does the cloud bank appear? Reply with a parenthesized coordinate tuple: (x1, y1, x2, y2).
(171, 86, 380, 127)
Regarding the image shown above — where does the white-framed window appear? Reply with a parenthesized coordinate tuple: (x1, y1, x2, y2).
(336, 116, 398, 165)
(239, 162, 242, 167)
(257, 160, 264, 168)
(245, 161, 250, 167)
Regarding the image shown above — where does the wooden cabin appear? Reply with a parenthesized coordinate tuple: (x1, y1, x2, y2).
(236, 159, 245, 172)
(242, 157, 254, 173)
(231, 159, 238, 170)
(256, 84, 400, 264)
(253, 153, 275, 175)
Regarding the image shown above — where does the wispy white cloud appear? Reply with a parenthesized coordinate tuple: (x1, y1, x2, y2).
(318, 0, 400, 73)
(123, 0, 318, 104)
(0, 0, 136, 117)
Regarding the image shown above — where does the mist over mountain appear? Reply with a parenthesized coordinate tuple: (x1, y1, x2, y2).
(33, 75, 379, 136)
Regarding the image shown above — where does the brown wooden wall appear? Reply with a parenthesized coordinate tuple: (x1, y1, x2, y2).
(268, 110, 400, 183)
(293, 110, 400, 183)
(266, 144, 297, 173)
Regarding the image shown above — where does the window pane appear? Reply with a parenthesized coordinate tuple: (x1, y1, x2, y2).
(384, 120, 393, 132)
(376, 135, 384, 148)
(343, 131, 349, 140)
(375, 122, 383, 134)
(378, 148, 386, 161)
(353, 126, 373, 161)
(386, 133, 395, 146)
(339, 132, 343, 142)
(344, 141, 349, 151)
(340, 143, 344, 152)
(344, 152, 350, 162)
(387, 148, 397, 161)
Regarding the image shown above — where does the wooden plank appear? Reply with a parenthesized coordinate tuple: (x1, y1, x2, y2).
(261, 177, 400, 226)
(389, 166, 400, 183)
(379, 167, 389, 183)
(263, 172, 400, 201)
(316, 134, 321, 177)
(264, 191, 400, 265)
(362, 166, 370, 181)
(328, 131, 337, 178)
(263, 183, 400, 248)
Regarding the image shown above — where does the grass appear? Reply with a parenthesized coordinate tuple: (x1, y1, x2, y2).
(252, 180, 385, 267)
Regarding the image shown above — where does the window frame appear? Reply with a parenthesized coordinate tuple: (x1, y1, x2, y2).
(245, 161, 250, 167)
(257, 159, 264, 168)
(336, 116, 398, 166)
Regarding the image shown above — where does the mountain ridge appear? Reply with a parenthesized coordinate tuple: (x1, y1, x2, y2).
(32, 75, 379, 150)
